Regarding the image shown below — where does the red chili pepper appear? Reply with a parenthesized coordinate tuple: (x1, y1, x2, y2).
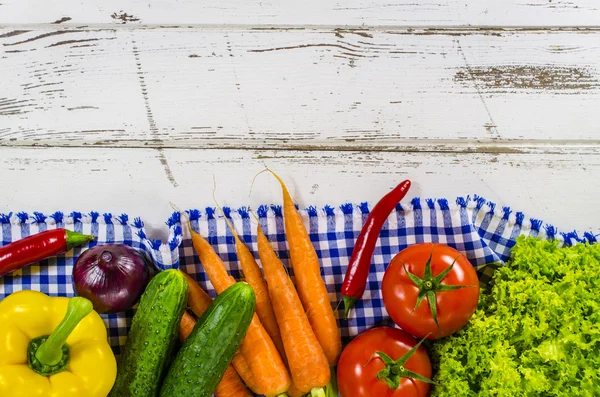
(342, 180, 411, 319)
(0, 229, 95, 277)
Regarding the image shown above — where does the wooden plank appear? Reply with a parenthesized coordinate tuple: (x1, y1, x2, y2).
(1, 146, 598, 238)
(0, 0, 599, 27)
(1, 28, 599, 149)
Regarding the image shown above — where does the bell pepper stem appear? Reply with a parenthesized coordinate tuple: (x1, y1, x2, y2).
(35, 297, 93, 366)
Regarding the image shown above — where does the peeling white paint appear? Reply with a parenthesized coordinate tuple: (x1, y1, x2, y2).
(0, 0, 599, 26)
(1, 3, 598, 240)
(0, 147, 598, 239)
(1, 28, 599, 147)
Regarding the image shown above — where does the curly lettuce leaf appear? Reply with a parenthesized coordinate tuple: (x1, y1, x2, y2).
(430, 236, 600, 396)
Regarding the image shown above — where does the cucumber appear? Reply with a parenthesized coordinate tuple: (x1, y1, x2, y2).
(108, 269, 188, 397)
(159, 282, 256, 397)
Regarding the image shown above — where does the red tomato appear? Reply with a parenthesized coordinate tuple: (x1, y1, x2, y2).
(382, 243, 480, 339)
(337, 327, 432, 397)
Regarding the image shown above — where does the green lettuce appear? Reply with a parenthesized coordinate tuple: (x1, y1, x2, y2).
(430, 236, 600, 396)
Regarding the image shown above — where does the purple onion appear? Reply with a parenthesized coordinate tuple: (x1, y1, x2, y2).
(72, 244, 151, 314)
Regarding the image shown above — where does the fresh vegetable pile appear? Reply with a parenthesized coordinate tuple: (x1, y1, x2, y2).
(0, 170, 349, 397)
(430, 236, 600, 396)
(106, 169, 345, 397)
(1, 173, 598, 397)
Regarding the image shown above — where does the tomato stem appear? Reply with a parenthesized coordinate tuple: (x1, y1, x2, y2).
(369, 335, 435, 390)
(402, 245, 469, 330)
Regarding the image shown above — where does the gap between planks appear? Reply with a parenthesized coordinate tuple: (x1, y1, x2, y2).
(2, 139, 599, 156)
(2, 25, 600, 33)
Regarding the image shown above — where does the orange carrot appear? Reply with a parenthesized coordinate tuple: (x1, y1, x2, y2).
(178, 310, 197, 341)
(178, 309, 253, 397)
(182, 272, 213, 314)
(257, 222, 330, 396)
(232, 355, 262, 395)
(191, 233, 237, 294)
(213, 200, 286, 363)
(267, 170, 342, 366)
(287, 384, 315, 397)
(216, 365, 254, 397)
(183, 215, 291, 397)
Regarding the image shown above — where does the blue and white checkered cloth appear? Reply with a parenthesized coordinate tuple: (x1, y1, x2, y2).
(1, 195, 597, 361)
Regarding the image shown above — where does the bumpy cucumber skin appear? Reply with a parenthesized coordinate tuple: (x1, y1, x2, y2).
(159, 282, 256, 397)
(108, 269, 189, 397)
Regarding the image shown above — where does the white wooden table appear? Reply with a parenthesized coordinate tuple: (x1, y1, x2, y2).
(1, 1, 599, 241)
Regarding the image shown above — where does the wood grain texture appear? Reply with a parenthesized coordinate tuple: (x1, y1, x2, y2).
(0, 0, 599, 27)
(1, 27, 599, 150)
(1, 146, 598, 239)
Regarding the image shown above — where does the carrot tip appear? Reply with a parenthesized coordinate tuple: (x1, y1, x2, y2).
(212, 179, 241, 242)
(249, 207, 260, 224)
(169, 201, 181, 214)
(249, 168, 271, 198)
(169, 202, 194, 234)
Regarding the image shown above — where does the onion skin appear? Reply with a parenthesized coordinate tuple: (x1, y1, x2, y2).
(72, 244, 151, 314)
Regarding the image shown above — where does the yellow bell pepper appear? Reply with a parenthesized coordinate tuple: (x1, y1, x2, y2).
(0, 290, 117, 397)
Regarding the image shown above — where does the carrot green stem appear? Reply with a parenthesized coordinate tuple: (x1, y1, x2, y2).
(28, 297, 93, 375)
(325, 367, 338, 397)
(310, 388, 327, 397)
